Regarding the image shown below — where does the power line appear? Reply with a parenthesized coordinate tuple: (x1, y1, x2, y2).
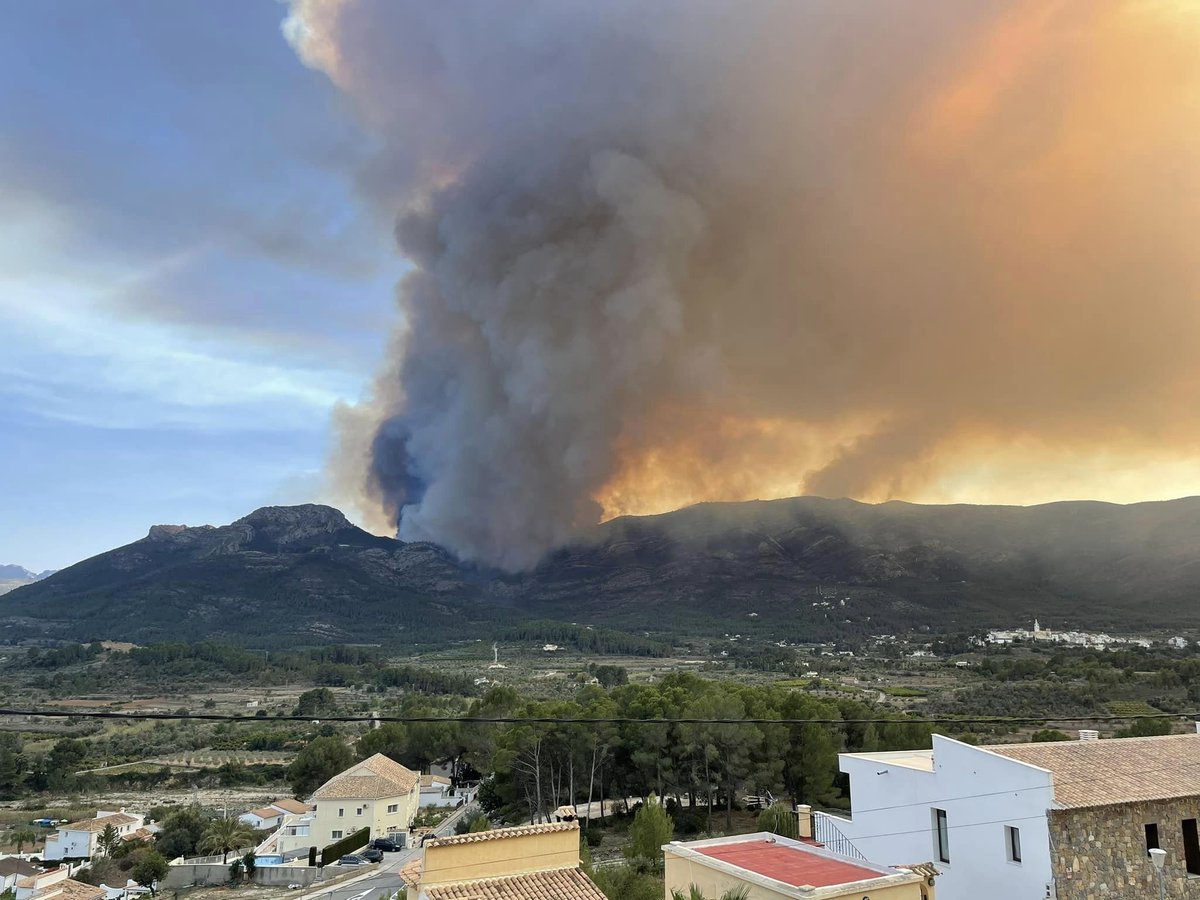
(0, 706, 1195, 726)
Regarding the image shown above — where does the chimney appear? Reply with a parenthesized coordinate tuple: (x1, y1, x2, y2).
(1078, 729, 1099, 742)
(795, 804, 813, 840)
(1194, 720, 1200, 734)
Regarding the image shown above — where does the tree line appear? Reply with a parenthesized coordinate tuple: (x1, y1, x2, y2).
(287, 674, 932, 831)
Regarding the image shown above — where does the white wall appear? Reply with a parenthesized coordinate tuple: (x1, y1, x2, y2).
(828, 736, 1056, 900)
(43, 829, 95, 860)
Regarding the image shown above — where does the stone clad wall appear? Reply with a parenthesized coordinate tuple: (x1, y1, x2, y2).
(1050, 797, 1200, 899)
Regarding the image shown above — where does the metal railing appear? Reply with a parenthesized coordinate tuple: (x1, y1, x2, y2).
(173, 846, 258, 866)
(813, 811, 867, 861)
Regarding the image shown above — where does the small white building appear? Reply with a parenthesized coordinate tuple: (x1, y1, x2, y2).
(238, 806, 284, 830)
(43, 812, 145, 861)
(815, 730, 1200, 900)
(419, 774, 454, 808)
(238, 798, 314, 832)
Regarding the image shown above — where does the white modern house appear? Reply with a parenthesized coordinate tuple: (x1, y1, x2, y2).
(43, 811, 145, 861)
(238, 806, 285, 831)
(814, 730, 1200, 900)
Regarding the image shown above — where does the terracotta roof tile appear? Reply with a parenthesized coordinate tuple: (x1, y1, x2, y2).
(428, 822, 577, 847)
(34, 878, 106, 900)
(987, 733, 1200, 809)
(313, 753, 419, 800)
(271, 798, 313, 815)
(0, 859, 39, 878)
(399, 859, 423, 888)
(60, 813, 138, 833)
(423, 867, 605, 900)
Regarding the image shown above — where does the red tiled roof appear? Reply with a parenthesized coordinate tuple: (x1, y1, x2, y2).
(271, 798, 313, 815)
(696, 841, 884, 888)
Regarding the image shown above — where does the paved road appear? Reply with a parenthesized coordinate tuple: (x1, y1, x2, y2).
(304, 803, 478, 900)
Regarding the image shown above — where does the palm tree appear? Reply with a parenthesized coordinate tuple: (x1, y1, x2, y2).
(97, 823, 121, 857)
(671, 887, 750, 900)
(12, 826, 37, 854)
(198, 819, 254, 864)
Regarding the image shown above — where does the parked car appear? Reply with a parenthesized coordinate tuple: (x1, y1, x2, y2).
(338, 855, 368, 866)
(360, 848, 384, 863)
(31, 818, 55, 828)
(371, 837, 401, 852)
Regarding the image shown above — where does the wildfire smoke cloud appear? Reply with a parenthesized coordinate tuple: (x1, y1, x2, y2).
(286, 0, 1200, 570)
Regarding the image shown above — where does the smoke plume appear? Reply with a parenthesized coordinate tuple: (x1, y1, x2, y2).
(286, 0, 1200, 570)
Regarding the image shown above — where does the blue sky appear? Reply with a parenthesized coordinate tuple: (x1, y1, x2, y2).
(0, 1, 401, 570)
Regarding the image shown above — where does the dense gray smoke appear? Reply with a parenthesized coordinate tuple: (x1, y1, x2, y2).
(286, 0, 1200, 570)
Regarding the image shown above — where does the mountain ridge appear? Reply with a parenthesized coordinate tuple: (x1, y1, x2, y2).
(0, 564, 56, 596)
(5, 496, 1200, 645)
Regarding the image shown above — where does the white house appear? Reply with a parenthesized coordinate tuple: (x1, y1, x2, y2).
(238, 806, 284, 830)
(238, 798, 313, 831)
(419, 775, 454, 808)
(263, 811, 316, 859)
(0, 858, 41, 893)
(14, 867, 105, 900)
(43, 812, 145, 861)
(815, 730, 1200, 900)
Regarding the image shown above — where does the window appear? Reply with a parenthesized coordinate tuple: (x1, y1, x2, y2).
(331, 830, 343, 839)
(1184, 818, 1200, 876)
(338, 808, 344, 817)
(1146, 823, 1160, 855)
(933, 808, 950, 864)
(356, 807, 363, 816)
(387, 804, 398, 814)
(1005, 826, 1022, 863)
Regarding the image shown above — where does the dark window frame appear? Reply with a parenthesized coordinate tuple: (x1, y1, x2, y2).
(934, 808, 950, 864)
(1006, 825, 1022, 863)
(1183, 818, 1200, 876)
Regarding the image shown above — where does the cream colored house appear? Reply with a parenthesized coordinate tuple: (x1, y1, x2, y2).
(311, 753, 420, 846)
(399, 821, 605, 900)
(663, 833, 936, 900)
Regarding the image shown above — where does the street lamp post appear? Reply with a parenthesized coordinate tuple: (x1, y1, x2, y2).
(1149, 847, 1167, 900)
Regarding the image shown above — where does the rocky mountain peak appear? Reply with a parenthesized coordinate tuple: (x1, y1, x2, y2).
(232, 504, 355, 546)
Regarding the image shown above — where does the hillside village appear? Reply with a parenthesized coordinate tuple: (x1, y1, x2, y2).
(4, 726, 1200, 899)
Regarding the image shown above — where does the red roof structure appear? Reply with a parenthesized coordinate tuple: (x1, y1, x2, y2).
(695, 840, 884, 888)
